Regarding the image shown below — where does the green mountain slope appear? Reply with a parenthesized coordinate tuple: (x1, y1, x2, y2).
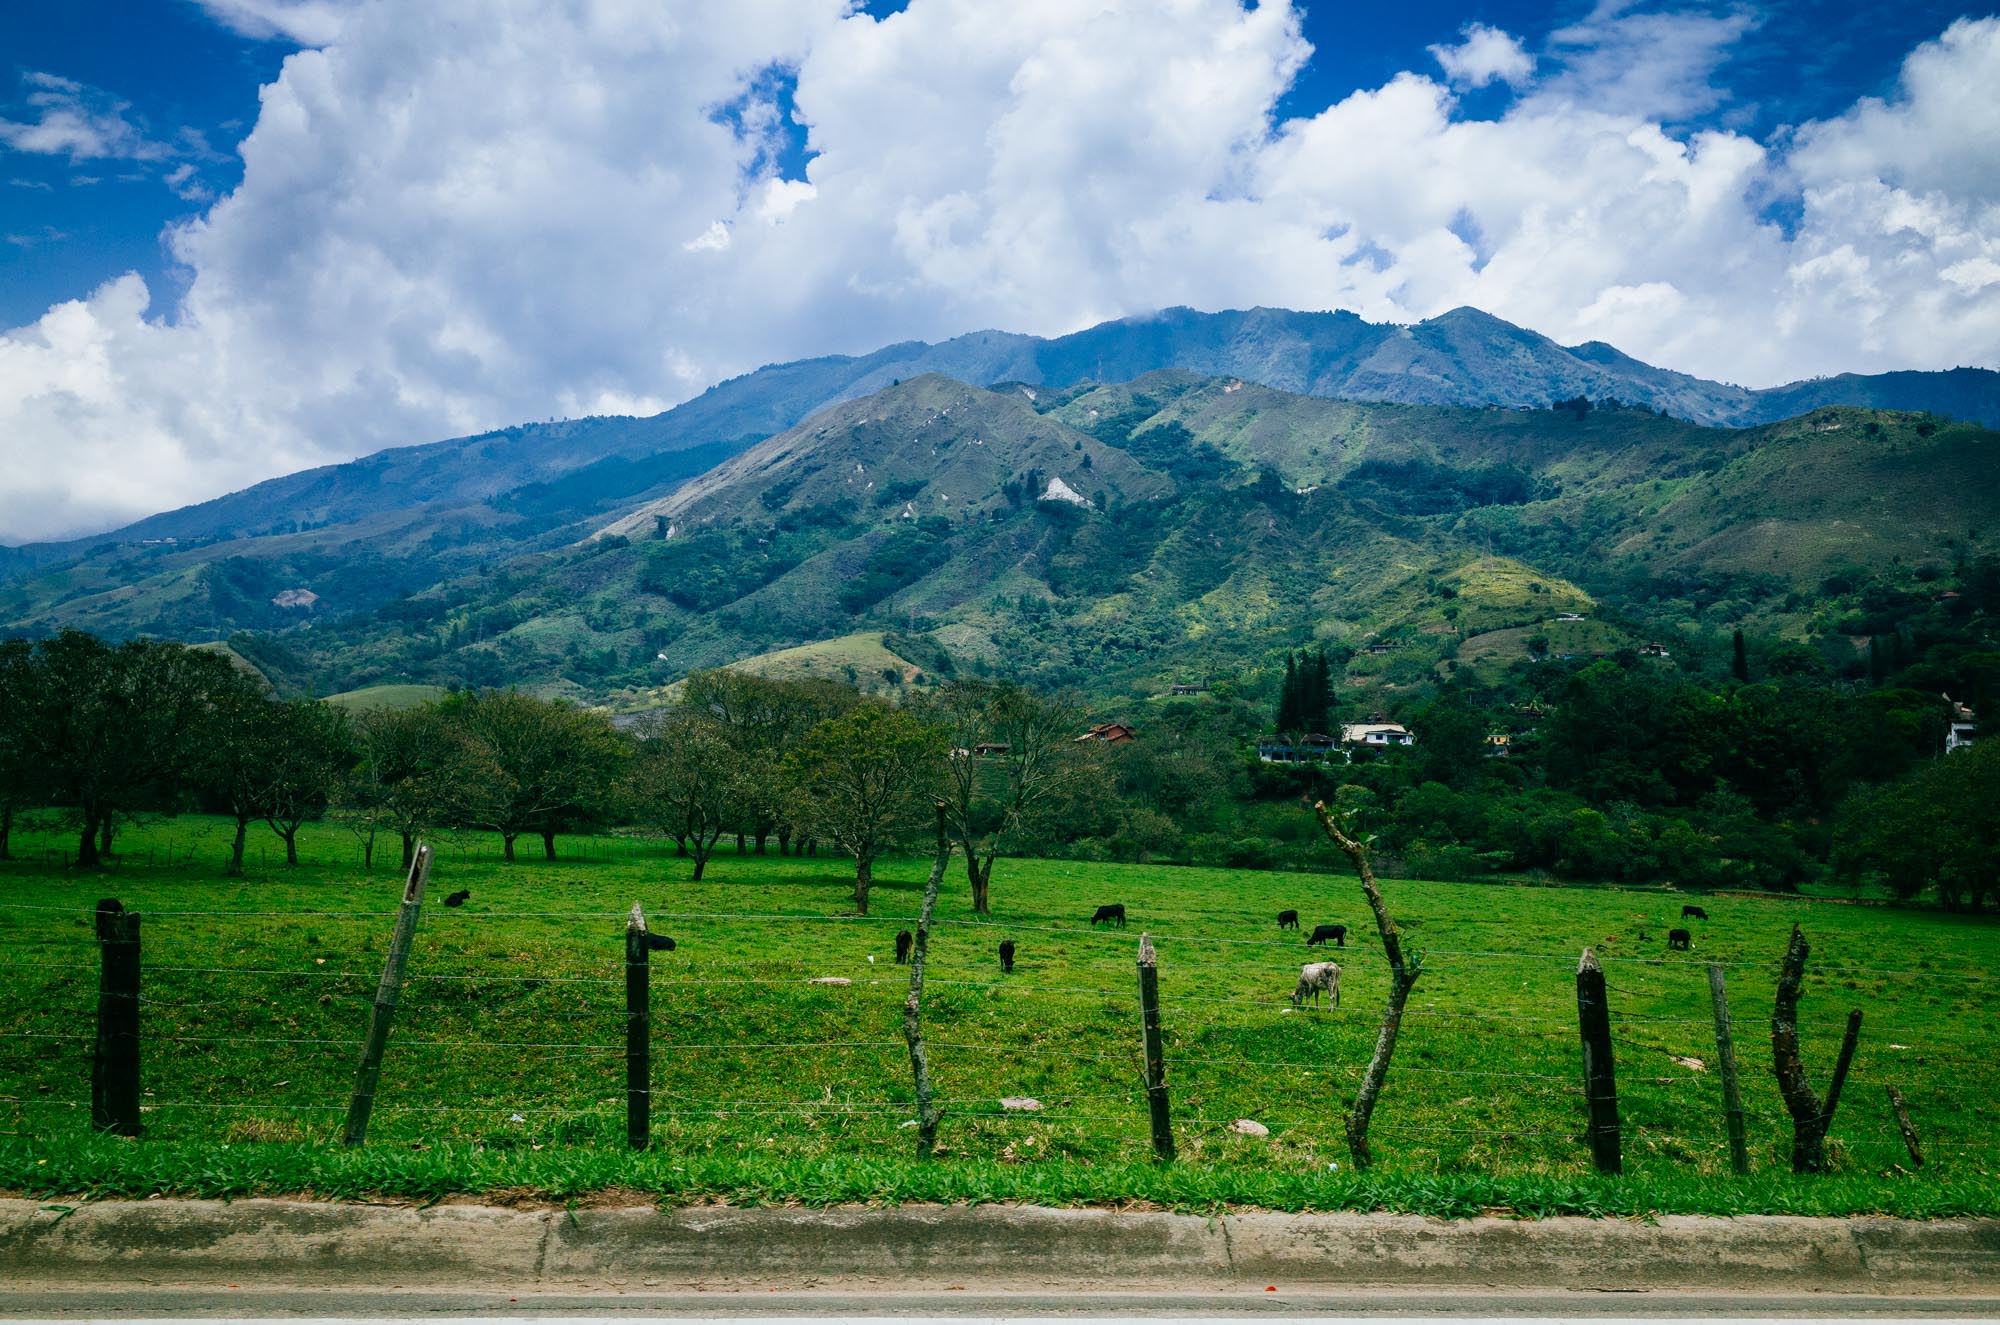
(11, 370, 1971, 710)
(9, 306, 1994, 586)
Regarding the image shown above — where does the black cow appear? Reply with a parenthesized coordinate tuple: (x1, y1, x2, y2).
(999, 939, 1016, 973)
(443, 889, 471, 908)
(1667, 928, 1693, 951)
(1277, 909, 1300, 930)
(1681, 905, 1709, 921)
(895, 929, 913, 964)
(644, 933, 676, 952)
(1307, 923, 1347, 948)
(1091, 904, 1127, 928)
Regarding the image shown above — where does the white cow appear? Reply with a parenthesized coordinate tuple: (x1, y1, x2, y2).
(1290, 960, 1342, 1009)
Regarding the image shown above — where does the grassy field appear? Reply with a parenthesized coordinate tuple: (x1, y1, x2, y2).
(322, 683, 452, 712)
(2, 812, 1995, 1213)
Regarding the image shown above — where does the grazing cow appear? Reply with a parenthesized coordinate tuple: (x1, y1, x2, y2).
(895, 929, 913, 964)
(1277, 909, 1300, 930)
(443, 889, 471, 908)
(1290, 961, 1342, 1009)
(999, 939, 1016, 973)
(1091, 904, 1127, 928)
(1306, 923, 1347, 948)
(644, 933, 676, 952)
(1681, 905, 1709, 921)
(1667, 928, 1693, 951)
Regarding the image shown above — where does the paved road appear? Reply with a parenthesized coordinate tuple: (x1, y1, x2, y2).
(3, 1290, 1998, 1318)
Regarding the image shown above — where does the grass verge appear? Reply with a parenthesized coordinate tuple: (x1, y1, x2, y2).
(6, 1135, 1999, 1218)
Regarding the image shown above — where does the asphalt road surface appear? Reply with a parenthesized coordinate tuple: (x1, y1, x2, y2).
(2, 1292, 1998, 1319)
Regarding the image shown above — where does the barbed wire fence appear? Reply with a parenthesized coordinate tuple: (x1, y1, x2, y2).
(1, 856, 1995, 1176)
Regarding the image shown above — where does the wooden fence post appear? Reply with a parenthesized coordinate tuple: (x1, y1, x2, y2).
(900, 806, 952, 1158)
(1707, 964, 1750, 1175)
(1136, 933, 1174, 1162)
(342, 842, 432, 1146)
(1819, 1009, 1863, 1145)
(91, 899, 142, 1136)
(626, 901, 651, 1150)
(1885, 1085, 1923, 1168)
(1771, 923, 1834, 1174)
(1575, 947, 1621, 1174)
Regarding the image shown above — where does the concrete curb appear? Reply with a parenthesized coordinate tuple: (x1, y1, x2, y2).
(3, 1200, 1998, 1295)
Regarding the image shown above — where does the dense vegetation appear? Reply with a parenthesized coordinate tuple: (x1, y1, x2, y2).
(2, 603, 1996, 911)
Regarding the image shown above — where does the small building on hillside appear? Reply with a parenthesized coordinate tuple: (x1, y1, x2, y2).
(1946, 694, 1977, 753)
(1342, 721, 1415, 748)
(1485, 731, 1514, 757)
(1641, 641, 1671, 658)
(1077, 722, 1137, 745)
(1169, 683, 1206, 696)
(1257, 733, 1339, 763)
(973, 742, 1011, 758)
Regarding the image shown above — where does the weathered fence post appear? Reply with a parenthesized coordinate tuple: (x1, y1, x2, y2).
(901, 805, 952, 1158)
(1819, 1009, 1863, 1145)
(626, 901, 650, 1150)
(1575, 947, 1622, 1174)
(1885, 1085, 1924, 1168)
(1707, 963, 1750, 1175)
(1772, 923, 1835, 1174)
(91, 899, 142, 1136)
(1136, 932, 1175, 1162)
(342, 842, 432, 1146)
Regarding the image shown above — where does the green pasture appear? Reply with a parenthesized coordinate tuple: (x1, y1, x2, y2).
(1, 812, 1995, 1212)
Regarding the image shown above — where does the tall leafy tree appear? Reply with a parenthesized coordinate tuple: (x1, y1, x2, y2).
(20, 632, 240, 867)
(195, 670, 286, 876)
(0, 640, 35, 860)
(926, 679, 1091, 914)
(680, 669, 855, 854)
(260, 699, 357, 866)
(626, 710, 744, 881)
(783, 702, 943, 914)
(1834, 739, 2000, 911)
(1274, 653, 1301, 733)
(446, 690, 622, 861)
(348, 704, 494, 870)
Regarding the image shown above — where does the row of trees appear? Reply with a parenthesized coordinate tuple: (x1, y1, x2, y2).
(0, 631, 1095, 914)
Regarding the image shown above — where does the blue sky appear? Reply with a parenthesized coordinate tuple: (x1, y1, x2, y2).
(2, 0, 1974, 328)
(2, 0, 1997, 543)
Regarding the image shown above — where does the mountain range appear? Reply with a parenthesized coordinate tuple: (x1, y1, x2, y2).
(1, 304, 1994, 705)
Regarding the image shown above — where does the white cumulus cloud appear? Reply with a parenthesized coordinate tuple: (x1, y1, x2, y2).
(1429, 24, 1534, 89)
(0, 0, 1997, 544)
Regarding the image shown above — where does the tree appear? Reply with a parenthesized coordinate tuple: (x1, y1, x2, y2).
(18, 632, 241, 867)
(348, 704, 493, 870)
(195, 670, 286, 876)
(1275, 653, 1301, 732)
(260, 699, 356, 866)
(0, 640, 34, 860)
(783, 703, 943, 913)
(446, 690, 622, 861)
(626, 710, 744, 881)
(1731, 629, 1750, 683)
(680, 669, 855, 854)
(1408, 690, 1490, 790)
(926, 680, 1091, 913)
(1832, 739, 2000, 911)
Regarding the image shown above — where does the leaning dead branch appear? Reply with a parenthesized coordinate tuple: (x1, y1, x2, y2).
(1313, 796, 1422, 1170)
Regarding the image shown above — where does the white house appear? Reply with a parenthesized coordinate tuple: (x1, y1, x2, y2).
(1342, 722, 1415, 748)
